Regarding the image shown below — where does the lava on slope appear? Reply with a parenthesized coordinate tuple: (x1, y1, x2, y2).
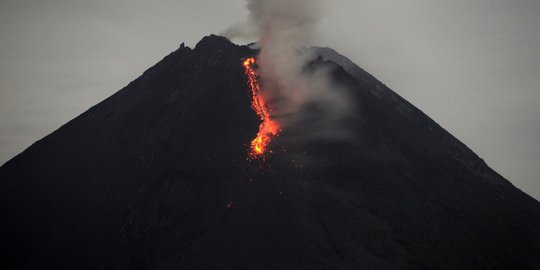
(243, 57, 280, 158)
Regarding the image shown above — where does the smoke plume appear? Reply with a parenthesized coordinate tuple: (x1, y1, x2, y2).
(223, 0, 356, 143)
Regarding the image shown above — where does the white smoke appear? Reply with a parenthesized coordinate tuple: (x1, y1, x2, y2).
(223, 0, 356, 142)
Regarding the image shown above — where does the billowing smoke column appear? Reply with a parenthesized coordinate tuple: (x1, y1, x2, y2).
(224, 0, 355, 155)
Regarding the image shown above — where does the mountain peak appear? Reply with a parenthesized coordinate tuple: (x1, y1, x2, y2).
(195, 34, 236, 52)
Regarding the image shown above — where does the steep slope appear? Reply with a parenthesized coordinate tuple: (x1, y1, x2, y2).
(1, 35, 539, 270)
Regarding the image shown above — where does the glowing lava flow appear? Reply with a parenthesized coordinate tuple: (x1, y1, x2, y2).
(243, 57, 280, 158)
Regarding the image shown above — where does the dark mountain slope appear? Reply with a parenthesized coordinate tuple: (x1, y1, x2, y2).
(1, 35, 539, 270)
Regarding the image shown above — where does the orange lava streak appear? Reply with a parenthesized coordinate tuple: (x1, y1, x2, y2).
(243, 57, 280, 158)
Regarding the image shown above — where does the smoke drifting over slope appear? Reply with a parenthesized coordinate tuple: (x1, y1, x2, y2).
(223, 0, 356, 143)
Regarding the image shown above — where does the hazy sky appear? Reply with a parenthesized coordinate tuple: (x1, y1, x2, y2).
(0, 0, 538, 200)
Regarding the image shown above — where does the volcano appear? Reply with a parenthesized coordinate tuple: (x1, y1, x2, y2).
(1, 35, 540, 269)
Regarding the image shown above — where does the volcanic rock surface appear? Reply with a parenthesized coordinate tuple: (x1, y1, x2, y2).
(1, 35, 540, 269)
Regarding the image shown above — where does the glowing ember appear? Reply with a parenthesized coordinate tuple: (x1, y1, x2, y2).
(243, 57, 280, 158)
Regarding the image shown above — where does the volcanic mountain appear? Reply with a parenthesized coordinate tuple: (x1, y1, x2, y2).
(1, 35, 540, 269)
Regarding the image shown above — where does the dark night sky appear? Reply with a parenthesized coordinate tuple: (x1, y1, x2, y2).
(0, 0, 538, 200)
